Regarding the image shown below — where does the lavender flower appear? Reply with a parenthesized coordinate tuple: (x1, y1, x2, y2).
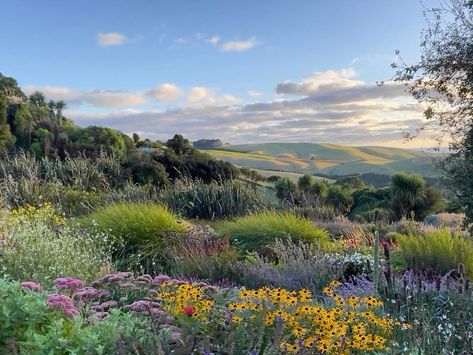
(152, 274, 171, 285)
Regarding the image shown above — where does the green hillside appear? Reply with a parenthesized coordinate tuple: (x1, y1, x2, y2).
(203, 143, 441, 178)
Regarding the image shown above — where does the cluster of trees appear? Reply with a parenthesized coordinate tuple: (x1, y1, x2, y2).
(273, 173, 445, 222)
(393, 0, 473, 226)
(0, 73, 236, 187)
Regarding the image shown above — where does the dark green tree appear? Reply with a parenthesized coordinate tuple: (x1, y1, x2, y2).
(0, 93, 13, 152)
(132, 132, 140, 144)
(274, 177, 298, 204)
(297, 174, 314, 193)
(326, 184, 353, 214)
(55, 100, 66, 125)
(166, 134, 194, 155)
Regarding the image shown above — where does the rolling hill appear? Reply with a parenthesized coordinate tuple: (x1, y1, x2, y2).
(203, 143, 442, 178)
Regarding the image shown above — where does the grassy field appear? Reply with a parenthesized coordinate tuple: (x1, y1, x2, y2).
(203, 143, 441, 177)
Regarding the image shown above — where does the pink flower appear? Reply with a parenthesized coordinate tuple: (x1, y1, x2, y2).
(53, 277, 85, 291)
(47, 293, 78, 317)
(74, 287, 99, 300)
(20, 281, 42, 292)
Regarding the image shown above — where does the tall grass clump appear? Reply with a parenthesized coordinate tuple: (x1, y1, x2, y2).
(218, 211, 330, 252)
(397, 229, 473, 278)
(80, 203, 187, 270)
(0, 204, 112, 286)
(0, 151, 123, 215)
(160, 178, 269, 220)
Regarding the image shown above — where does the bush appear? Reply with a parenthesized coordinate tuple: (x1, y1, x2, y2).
(168, 228, 239, 282)
(218, 212, 330, 252)
(80, 203, 187, 270)
(160, 178, 268, 220)
(0, 204, 112, 286)
(0, 279, 163, 354)
(232, 239, 342, 293)
(396, 229, 473, 278)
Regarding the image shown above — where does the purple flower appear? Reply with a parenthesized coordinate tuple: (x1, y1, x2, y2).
(20, 281, 42, 292)
(91, 272, 132, 286)
(137, 274, 153, 284)
(126, 299, 163, 317)
(47, 293, 78, 317)
(53, 277, 85, 291)
(74, 287, 99, 301)
(99, 300, 118, 310)
(152, 274, 171, 285)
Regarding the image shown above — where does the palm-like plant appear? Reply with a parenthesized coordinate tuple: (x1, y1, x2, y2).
(55, 100, 66, 125)
(390, 173, 427, 219)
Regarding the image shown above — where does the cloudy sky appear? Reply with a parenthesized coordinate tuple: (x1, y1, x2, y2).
(0, 0, 442, 147)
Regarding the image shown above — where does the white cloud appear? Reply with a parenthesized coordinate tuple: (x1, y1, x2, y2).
(220, 37, 258, 52)
(248, 90, 262, 98)
(209, 36, 220, 45)
(147, 83, 182, 101)
(24, 83, 181, 108)
(188, 86, 213, 103)
(97, 32, 128, 46)
(276, 68, 362, 96)
(25, 68, 427, 145)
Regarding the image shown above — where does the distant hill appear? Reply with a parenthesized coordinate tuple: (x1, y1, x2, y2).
(203, 142, 443, 178)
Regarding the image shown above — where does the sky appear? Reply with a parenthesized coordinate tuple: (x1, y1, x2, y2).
(0, 0, 443, 147)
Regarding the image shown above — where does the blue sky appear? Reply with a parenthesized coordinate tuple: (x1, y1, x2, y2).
(0, 0, 441, 146)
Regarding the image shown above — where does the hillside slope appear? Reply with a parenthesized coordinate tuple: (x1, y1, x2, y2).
(204, 143, 441, 178)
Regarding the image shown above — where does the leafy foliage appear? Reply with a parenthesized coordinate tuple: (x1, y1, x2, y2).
(0, 204, 112, 286)
(159, 178, 269, 220)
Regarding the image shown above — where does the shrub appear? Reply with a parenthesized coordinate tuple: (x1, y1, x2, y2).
(396, 229, 473, 278)
(232, 239, 342, 293)
(218, 212, 330, 252)
(168, 228, 239, 282)
(0, 279, 163, 354)
(0, 204, 112, 286)
(80, 203, 186, 270)
(160, 178, 268, 220)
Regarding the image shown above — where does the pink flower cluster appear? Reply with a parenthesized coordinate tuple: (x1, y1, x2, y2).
(20, 281, 42, 292)
(126, 299, 164, 317)
(53, 277, 86, 291)
(47, 293, 79, 317)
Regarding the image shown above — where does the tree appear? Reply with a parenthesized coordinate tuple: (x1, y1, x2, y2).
(0, 93, 13, 152)
(309, 180, 329, 204)
(274, 177, 298, 204)
(55, 100, 66, 125)
(298, 174, 314, 193)
(13, 105, 33, 146)
(441, 129, 473, 223)
(47, 100, 56, 122)
(390, 173, 427, 219)
(29, 91, 46, 107)
(132, 132, 140, 144)
(392, 0, 473, 224)
(166, 134, 194, 155)
(326, 185, 353, 214)
(393, 0, 473, 147)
